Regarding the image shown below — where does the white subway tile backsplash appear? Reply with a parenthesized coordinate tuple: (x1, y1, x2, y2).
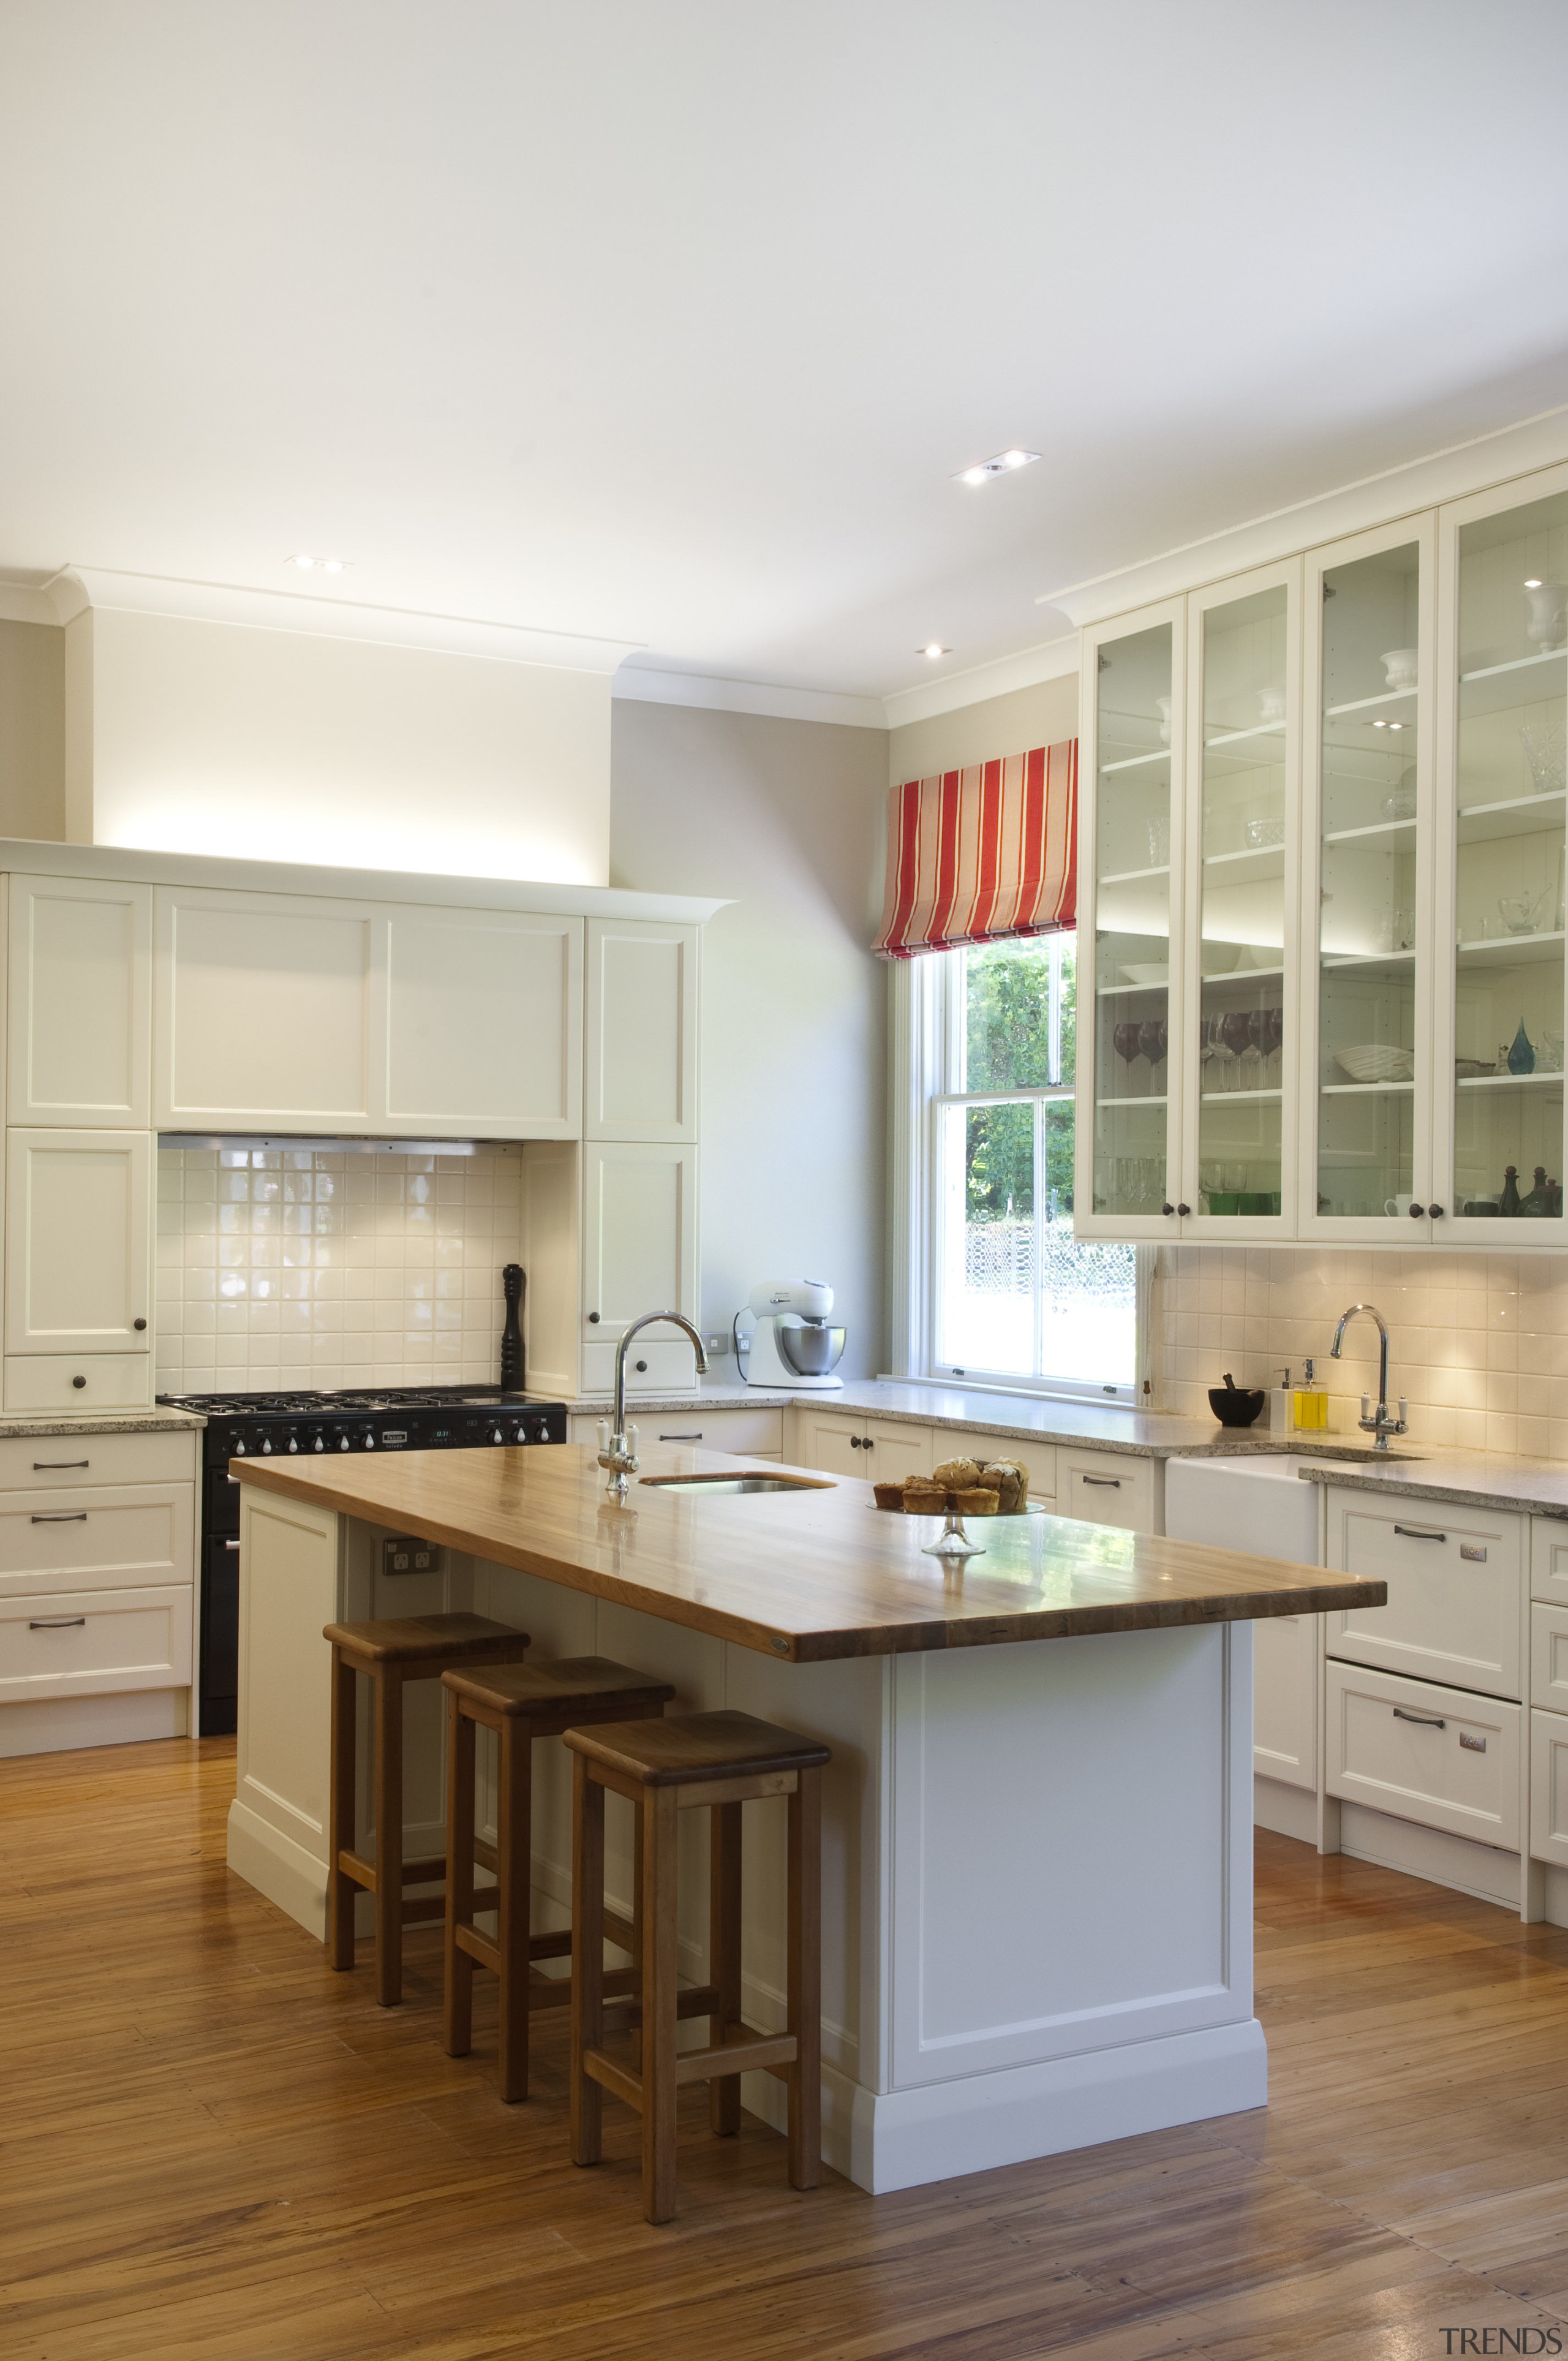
(1158, 1242, 1568, 1449)
(154, 1146, 525, 1395)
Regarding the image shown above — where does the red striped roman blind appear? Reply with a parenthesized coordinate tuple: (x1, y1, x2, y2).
(873, 740, 1077, 959)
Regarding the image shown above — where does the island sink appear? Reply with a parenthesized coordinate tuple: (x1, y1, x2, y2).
(225, 1441, 1384, 2197)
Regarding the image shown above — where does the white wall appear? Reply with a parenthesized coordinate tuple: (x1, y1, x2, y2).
(67, 607, 613, 885)
(0, 618, 65, 842)
(610, 699, 889, 1379)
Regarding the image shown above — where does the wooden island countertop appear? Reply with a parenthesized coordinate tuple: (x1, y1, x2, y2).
(233, 1441, 1384, 1662)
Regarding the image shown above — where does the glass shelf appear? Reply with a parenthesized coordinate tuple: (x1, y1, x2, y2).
(1456, 1071, 1564, 1091)
(1201, 844, 1285, 876)
(1320, 1079, 1416, 1096)
(1199, 1086, 1283, 1102)
(1099, 1093, 1169, 1110)
(1100, 749, 1172, 775)
(1456, 931, 1565, 965)
(1460, 648, 1567, 686)
(1322, 815, 1417, 847)
(1099, 863, 1170, 886)
(1324, 686, 1418, 719)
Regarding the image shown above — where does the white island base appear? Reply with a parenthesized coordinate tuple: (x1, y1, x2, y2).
(228, 1486, 1264, 2194)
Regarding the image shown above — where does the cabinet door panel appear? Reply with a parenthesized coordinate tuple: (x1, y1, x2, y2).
(1325, 1659, 1520, 1849)
(155, 888, 378, 1127)
(384, 909, 581, 1136)
(0, 1584, 192, 1700)
(584, 919, 698, 1142)
(1060, 1449, 1160, 1533)
(794, 1412, 931, 1481)
(5, 1130, 152, 1355)
(1530, 1706, 1568, 1868)
(1254, 1612, 1317, 1791)
(581, 1144, 698, 1372)
(7, 875, 152, 1127)
(1324, 1488, 1522, 1698)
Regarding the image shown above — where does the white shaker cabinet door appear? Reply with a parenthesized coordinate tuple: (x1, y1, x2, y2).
(579, 1143, 698, 1389)
(154, 887, 380, 1129)
(383, 907, 582, 1138)
(584, 918, 698, 1143)
(7, 875, 152, 1127)
(5, 1130, 153, 1356)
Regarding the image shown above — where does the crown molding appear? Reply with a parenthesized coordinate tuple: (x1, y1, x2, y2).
(612, 663, 886, 729)
(1036, 402, 1568, 629)
(0, 580, 63, 626)
(42, 567, 642, 674)
(882, 633, 1079, 731)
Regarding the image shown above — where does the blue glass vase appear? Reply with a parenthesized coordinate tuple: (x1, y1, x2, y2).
(1509, 1021, 1536, 1075)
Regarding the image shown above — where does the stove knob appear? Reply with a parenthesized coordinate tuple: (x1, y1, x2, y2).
(338, 1437, 350, 1451)
(260, 1440, 273, 1455)
(287, 1439, 300, 1454)
(491, 1427, 504, 1444)
(313, 1438, 325, 1452)
(234, 1440, 247, 1456)
(364, 1436, 375, 1449)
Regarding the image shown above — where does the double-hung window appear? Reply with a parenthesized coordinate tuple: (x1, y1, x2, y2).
(926, 934, 1139, 1399)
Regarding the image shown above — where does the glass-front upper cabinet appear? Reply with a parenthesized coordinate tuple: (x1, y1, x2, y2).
(1433, 467, 1568, 1236)
(1301, 518, 1436, 1239)
(1181, 562, 1300, 1233)
(1077, 599, 1186, 1238)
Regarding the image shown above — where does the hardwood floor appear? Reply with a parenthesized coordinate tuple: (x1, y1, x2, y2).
(6, 1741, 1568, 2361)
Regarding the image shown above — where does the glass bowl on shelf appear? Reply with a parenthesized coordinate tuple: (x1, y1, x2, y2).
(1244, 817, 1284, 848)
(1520, 720, 1567, 796)
(1335, 1043, 1414, 1084)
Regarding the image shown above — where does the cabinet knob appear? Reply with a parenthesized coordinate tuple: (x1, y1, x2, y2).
(71, 1375, 86, 1390)
(850, 1435, 862, 1448)
(1409, 1203, 1427, 1219)
(133, 1317, 147, 1331)
(1161, 1202, 1175, 1217)
(588, 1312, 600, 1324)
(1176, 1203, 1191, 1217)
(1428, 1203, 1445, 1218)
(635, 1358, 647, 1373)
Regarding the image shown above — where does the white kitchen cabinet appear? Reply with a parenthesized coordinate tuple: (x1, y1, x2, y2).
(794, 1410, 932, 1483)
(7, 874, 152, 1127)
(1325, 1658, 1521, 1851)
(921, 1427, 1055, 1497)
(1530, 1707, 1568, 1869)
(1531, 1602, 1568, 1715)
(1532, 1517, 1568, 1607)
(0, 1584, 192, 1703)
(1059, 1448, 1162, 1534)
(0, 1483, 194, 1601)
(584, 917, 698, 1143)
(566, 1407, 783, 1459)
(1323, 1487, 1523, 1699)
(5, 1130, 152, 1358)
(1254, 1613, 1319, 1793)
(579, 1141, 699, 1392)
(154, 885, 380, 1130)
(383, 906, 582, 1138)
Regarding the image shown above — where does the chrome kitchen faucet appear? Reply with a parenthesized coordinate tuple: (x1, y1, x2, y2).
(1329, 1302, 1408, 1451)
(598, 1310, 709, 1499)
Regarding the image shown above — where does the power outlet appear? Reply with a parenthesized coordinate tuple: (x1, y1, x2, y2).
(382, 1535, 445, 1577)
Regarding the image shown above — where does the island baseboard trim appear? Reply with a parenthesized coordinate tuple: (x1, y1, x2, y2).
(228, 1799, 328, 1941)
(745, 2020, 1267, 2195)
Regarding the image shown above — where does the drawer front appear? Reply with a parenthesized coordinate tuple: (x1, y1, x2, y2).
(1531, 1603, 1568, 1714)
(1255, 1612, 1318, 1792)
(0, 1585, 193, 1700)
(928, 1428, 1057, 1499)
(579, 1339, 699, 1396)
(0, 1484, 194, 1600)
(1531, 1518, 1568, 1607)
(3, 1355, 153, 1415)
(0, 1431, 197, 1491)
(1060, 1451, 1156, 1534)
(1325, 1660, 1520, 1849)
(570, 1407, 784, 1459)
(1325, 1491, 1522, 1699)
(1530, 1707, 1568, 1868)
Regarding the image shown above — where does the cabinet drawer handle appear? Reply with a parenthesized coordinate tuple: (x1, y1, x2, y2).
(224, 1539, 241, 1552)
(660, 1432, 703, 1441)
(31, 1512, 87, 1524)
(1081, 1475, 1122, 1487)
(29, 1616, 86, 1630)
(1392, 1706, 1446, 1728)
(33, 1460, 89, 1470)
(1393, 1525, 1446, 1542)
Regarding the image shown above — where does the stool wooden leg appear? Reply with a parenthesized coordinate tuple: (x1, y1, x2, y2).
(786, 1766, 821, 2191)
(373, 1663, 404, 2008)
(709, 1799, 742, 2136)
(570, 1752, 605, 2167)
(496, 1719, 533, 2102)
(443, 1700, 477, 2059)
(642, 1785, 680, 2224)
(327, 1646, 357, 1972)
(628, 1800, 644, 2075)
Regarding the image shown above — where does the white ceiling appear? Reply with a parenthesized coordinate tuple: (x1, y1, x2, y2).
(4, 1, 1568, 706)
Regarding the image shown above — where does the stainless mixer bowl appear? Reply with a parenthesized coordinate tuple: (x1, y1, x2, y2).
(777, 1321, 846, 1377)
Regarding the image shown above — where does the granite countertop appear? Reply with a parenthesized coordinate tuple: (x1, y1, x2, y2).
(234, 1441, 1384, 1662)
(1296, 1450, 1568, 1520)
(0, 1407, 205, 1438)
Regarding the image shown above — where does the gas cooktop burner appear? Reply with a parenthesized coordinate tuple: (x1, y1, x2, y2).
(159, 1384, 531, 1416)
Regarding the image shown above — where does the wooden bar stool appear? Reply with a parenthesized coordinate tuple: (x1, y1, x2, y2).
(566, 1708, 831, 2224)
(441, 1655, 677, 2102)
(324, 1612, 530, 2007)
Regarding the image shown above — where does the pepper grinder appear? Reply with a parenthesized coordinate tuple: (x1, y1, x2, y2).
(500, 1263, 525, 1392)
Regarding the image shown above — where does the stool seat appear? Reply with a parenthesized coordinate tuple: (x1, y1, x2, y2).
(443, 1655, 676, 1723)
(324, 1612, 525, 1666)
(443, 1655, 675, 2102)
(564, 1708, 832, 1788)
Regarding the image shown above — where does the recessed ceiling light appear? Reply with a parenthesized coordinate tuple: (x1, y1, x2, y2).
(1390, 722, 1403, 731)
(919, 643, 950, 657)
(287, 554, 350, 574)
(1525, 578, 1544, 589)
(954, 449, 1040, 486)
(1373, 719, 1387, 728)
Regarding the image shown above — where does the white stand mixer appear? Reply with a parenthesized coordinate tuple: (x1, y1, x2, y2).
(737, 1279, 846, 1390)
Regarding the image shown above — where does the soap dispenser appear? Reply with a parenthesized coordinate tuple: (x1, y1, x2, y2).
(1293, 1356, 1328, 1432)
(1270, 1368, 1294, 1434)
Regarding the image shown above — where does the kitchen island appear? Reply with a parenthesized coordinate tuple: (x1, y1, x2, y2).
(227, 1442, 1382, 2193)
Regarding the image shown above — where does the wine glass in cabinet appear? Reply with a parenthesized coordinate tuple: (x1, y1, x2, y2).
(1434, 464, 1568, 1239)
(1076, 599, 1185, 1238)
(1180, 561, 1300, 1234)
(1300, 516, 1437, 1239)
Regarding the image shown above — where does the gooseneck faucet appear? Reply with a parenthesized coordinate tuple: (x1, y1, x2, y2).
(1330, 1302, 1407, 1452)
(598, 1311, 709, 1500)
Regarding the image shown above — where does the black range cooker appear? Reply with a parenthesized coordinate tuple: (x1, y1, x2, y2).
(157, 1386, 569, 1734)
